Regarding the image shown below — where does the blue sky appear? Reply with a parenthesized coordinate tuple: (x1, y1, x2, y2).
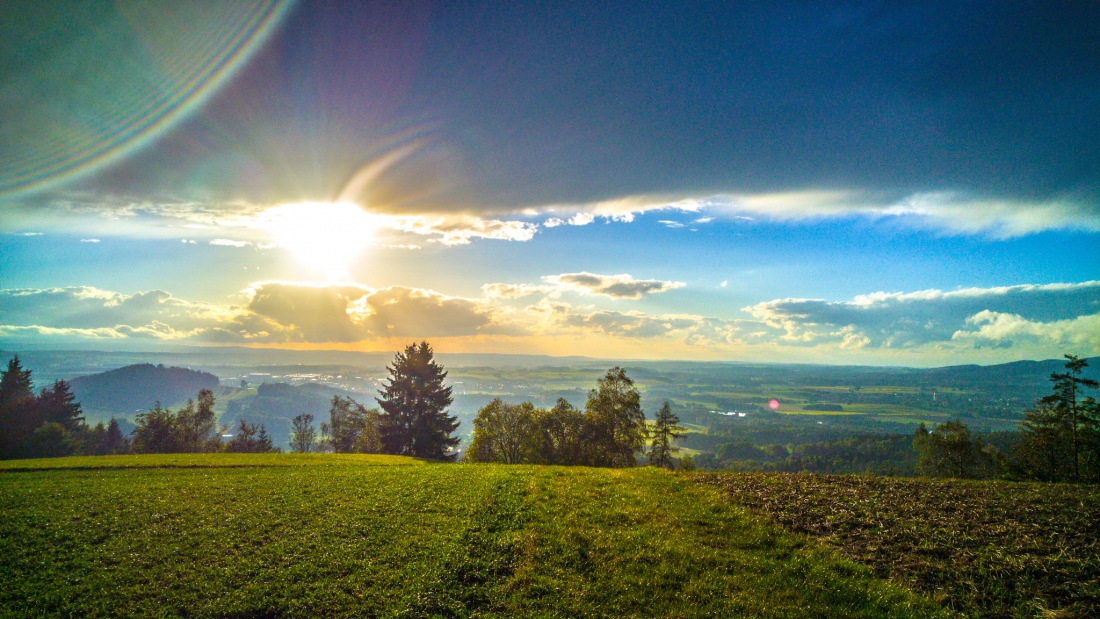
(1, 0, 1098, 365)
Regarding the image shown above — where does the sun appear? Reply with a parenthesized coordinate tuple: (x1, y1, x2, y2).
(264, 201, 379, 279)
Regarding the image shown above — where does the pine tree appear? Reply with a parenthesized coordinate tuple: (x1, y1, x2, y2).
(377, 342, 458, 460)
(0, 356, 36, 458)
(648, 401, 684, 469)
(1013, 355, 1099, 482)
(1050, 355, 1099, 481)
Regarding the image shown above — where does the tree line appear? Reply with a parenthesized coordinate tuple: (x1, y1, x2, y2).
(263, 341, 463, 460)
(0, 357, 128, 458)
(0, 355, 281, 458)
(915, 354, 1100, 482)
(463, 367, 685, 468)
(5, 346, 1096, 481)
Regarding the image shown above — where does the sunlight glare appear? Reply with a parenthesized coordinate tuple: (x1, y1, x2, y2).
(264, 201, 378, 279)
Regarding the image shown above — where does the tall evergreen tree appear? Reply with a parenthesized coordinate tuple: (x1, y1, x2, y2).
(584, 367, 646, 467)
(103, 418, 129, 454)
(36, 380, 84, 431)
(1014, 355, 1099, 482)
(131, 403, 180, 454)
(0, 356, 33, 409)
(1050, 355, 1099, 481)
(377, 341, 458, 460)
(0, 356, 35, 458)
(648, 401, 684, 469)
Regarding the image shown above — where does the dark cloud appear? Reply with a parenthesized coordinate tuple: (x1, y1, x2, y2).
(16, 1, 1095, 215)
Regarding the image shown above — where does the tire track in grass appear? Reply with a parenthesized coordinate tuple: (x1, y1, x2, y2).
(400, 472, 532, 618)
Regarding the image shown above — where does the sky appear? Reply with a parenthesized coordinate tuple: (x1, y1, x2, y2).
(1, 0, 1098, 366)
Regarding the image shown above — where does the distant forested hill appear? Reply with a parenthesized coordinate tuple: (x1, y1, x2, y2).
(226, 382, 347, 447)
(70, 364, 219, 417)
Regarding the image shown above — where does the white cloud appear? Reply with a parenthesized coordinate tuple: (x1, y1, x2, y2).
(952, 311, 1100, 351)
(569, 213, 596, 226)
(79, 238, 101, 243)
(745, 281, 1100, 350)
(209, 239, 251, 248)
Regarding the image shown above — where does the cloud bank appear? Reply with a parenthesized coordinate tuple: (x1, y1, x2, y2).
(1, 280, 1097, 363)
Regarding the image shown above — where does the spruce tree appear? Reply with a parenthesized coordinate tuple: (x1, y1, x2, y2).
(377, 341, 458, 460)
(649, 400, 684, 469)
(36, 380, 84, 431)
(0, 356, 36, 458)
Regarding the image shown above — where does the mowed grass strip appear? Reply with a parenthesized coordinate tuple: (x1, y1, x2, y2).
(694, 472, 1100, 619)
(2, 455, 948, 618)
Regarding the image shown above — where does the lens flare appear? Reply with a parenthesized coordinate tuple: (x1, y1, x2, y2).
(769, 399, 780, 410)
(0, 0, 294, 197)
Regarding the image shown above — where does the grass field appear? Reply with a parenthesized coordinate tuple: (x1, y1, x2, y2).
(695, 473, 1100, 619)
(1, 454, 946, 618)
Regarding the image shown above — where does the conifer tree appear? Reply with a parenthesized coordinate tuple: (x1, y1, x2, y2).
(36, 380, 84, 431)
(377, 341, 458, 460)
(0, 356, 37, 458)
(648, 400, 684, 469)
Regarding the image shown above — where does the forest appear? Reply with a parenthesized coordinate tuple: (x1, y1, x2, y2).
(2, 343, 1098, 484)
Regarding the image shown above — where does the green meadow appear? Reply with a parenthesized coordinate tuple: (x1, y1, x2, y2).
(1, 454, 946, 618)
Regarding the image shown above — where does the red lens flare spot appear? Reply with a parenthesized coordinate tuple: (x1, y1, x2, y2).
(769, 399, 780, 410)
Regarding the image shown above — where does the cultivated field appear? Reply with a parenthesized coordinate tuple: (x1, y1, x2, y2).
(695, 473, 1100, 619)
(1, 454, 944, 618)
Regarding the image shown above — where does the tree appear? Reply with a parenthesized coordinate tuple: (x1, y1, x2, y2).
(322, 396, 385, 454)
(914, 419, 997, 479)
(0, 356, 33, 410)
(530, 398, 586, 465)
(648, 400, 684, 469)
(131, 403, 180, 454)
(103, 418, 129, 454)
(290, 413, 317, 454)
(466, 399, 538, 464)
(1014, 355, 1099, 482)
(176, 389, 218, 452)
(1014, 400, 1073, 481)
(1050, 355, 1099, 481)
(0, 356, 36, 458)
(227, 419, 278, 453)
(377, 342, 459, 460)
(35, 380, 84, 431)
(583, 367, 646, 467)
